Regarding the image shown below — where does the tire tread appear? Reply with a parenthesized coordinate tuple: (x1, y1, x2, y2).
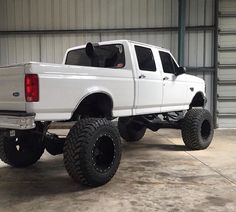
(63, 118, 121, 187)
(181, 109, 213, 150)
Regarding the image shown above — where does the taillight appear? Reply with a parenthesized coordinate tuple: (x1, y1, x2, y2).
(25, 74, 39, 102)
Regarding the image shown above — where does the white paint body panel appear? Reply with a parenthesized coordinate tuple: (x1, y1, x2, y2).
(132, 46, 163, 115)
(26, 62, 135, 120)
(0, 64, 26, 111)
(0, 40, 205, 122)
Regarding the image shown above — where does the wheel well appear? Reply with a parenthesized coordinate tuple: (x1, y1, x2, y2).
(71, 93, 113, 120)
(190, 92, 205, 108)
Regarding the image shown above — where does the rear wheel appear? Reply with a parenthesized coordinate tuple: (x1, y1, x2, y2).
(63, 118, 121, 187)
(118, 117, 146, 142)
(181, 109, 214, 150)
(0, 124, 45, 167)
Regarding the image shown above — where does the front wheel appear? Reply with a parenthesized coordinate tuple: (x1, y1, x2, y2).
(63, 118, 121, 187)
(181, 109, 214, 150)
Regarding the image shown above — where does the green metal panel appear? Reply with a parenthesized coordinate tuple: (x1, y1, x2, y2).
(178, 0, 186, 66)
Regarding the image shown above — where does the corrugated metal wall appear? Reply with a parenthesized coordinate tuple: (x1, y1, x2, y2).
(0, 0, 215, 112)
(0, 0, 215, 65)
(0, 0, 215, 30)
(217, 0, 236, 127)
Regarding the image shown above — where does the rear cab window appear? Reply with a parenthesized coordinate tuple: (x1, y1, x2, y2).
(65, 44, 125, 69)
(135, 45, 156, 72)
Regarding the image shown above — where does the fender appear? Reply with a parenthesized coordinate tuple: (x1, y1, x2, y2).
(71, 87, 114, 119)
(190, 91, 206, 108)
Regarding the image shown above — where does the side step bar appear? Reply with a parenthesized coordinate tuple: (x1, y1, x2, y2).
(135, 116, 182, 131)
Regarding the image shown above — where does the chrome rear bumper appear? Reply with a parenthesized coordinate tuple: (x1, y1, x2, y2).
(0, 112, 35, 130)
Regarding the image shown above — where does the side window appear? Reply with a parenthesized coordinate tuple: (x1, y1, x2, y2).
(159, 51, 178, 74)
(135, 46, 156, 71)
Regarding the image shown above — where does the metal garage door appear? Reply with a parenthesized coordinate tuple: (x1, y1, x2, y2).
(217, 0, 236, 128)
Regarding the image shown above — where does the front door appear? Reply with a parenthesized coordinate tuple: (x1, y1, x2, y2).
(159, 51, 187, 111)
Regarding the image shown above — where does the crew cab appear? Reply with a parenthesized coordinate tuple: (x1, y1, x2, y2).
(0, 40, 213, 187)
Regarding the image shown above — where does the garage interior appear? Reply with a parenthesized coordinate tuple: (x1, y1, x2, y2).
(0, 0, 235, 211)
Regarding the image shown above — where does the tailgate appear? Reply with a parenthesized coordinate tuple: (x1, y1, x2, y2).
(0, 65, 26, 111)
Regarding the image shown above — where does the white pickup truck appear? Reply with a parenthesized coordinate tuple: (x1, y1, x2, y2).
(0, 40, 213, 187)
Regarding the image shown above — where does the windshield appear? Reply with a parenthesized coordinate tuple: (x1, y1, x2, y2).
(65, 44, 125, 68)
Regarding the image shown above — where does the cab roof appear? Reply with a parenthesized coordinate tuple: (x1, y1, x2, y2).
(66, 40, 169, 53)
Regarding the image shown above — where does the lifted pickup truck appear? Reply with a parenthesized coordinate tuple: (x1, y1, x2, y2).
(0, 40, 213, 187)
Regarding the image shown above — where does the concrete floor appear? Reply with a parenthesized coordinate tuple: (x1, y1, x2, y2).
(0, 129, 235, 212)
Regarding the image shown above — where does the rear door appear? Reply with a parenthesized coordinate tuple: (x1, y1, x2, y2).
(159, 51, 187, 109)
(134, 45, 163, 115)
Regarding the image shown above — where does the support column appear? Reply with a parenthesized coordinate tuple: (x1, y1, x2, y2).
(178, 0, 186, 66)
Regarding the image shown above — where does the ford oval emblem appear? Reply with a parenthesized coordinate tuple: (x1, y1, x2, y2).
(13, 92, 20, 97)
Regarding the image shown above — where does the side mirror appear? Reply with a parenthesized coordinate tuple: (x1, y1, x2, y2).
(176, 66, 186, 76)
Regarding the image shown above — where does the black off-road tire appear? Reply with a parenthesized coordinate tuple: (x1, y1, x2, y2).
(118, 117, 146, 142)
(63, 118, 121, 187)
(0, 124, 45, 168)
(181, 109, 214, 150)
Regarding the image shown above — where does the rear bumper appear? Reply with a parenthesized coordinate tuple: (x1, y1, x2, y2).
(0, 112, 35, 130)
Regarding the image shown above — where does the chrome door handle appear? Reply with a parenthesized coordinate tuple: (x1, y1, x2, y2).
(139, 74, 146, 79)
(163, 76, 169, 80)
